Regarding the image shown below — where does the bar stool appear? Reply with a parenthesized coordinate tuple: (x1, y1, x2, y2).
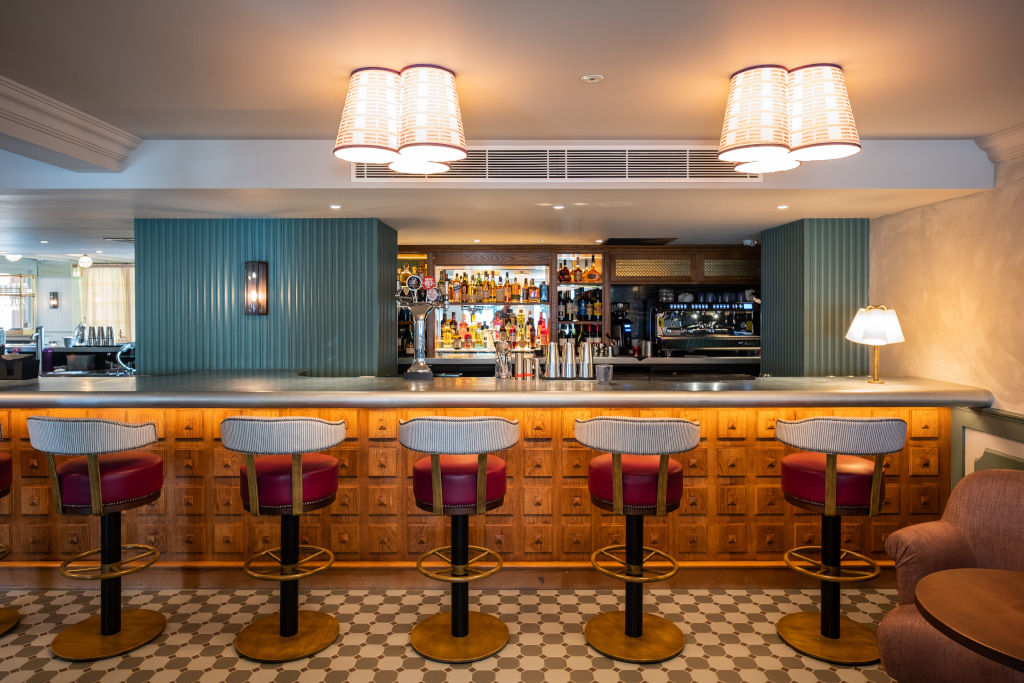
(774, 416, 907, 665)
(220, 416, 346, 662)
(574, 416, 701, 663)
(27, 416, 164, 661)
(400, 415, 519, 663)
(0, 445, 20, 637)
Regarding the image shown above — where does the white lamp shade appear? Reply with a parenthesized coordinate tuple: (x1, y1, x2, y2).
(3, 254, 22, 262)
(718, 65, 791, 163)
(387, 156, 450, 175)
(397, 64, 467, 163)
(78, 254, 93, 268)
(788, 64, 861, 161)
(845, 306, 905, 346)
(334, 67, 402, 164)
(734, 156, 801, 174)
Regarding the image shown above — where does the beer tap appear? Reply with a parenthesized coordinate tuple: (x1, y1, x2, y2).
(396, 277, 447, 381)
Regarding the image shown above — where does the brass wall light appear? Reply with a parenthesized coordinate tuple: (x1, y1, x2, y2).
(244, 261, 268, 316)
(49, 292, 59, 309)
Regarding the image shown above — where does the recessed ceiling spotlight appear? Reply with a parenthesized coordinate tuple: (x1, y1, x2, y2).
(777, 204, 789, 209)
(595, 239, 603, 243)
(40, 240, 48, 244)
(330, 205, 341, 209)
(536, 202, 552, 207)
(96, 250, 103, 254)
(580, 74, 605, 84)
(553, 205, 564, 210)
(473, 239, 480, 243)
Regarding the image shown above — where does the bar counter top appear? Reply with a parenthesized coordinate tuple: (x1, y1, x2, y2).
(0, 371, 993, 409)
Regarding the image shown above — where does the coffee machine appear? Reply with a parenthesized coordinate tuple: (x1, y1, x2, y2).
(610, 303, 633, 355)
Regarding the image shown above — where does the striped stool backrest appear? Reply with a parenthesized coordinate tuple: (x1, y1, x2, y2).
(398, 416, 519, 455)
(574, 416, 700, 455)
(27, 417, 157, 455)
(775, 417, 906, 455)
(220, 416, 347, 454)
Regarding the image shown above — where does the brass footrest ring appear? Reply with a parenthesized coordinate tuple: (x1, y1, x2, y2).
(416, 545, 503, 583)
(590, 544, 679, 584)
(59, 544, 160, 581)
(243, 545, 334, 582)
(783, 545, 881, 583)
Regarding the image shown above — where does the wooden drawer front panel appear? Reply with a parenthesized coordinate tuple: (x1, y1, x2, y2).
(251, 525, 278, 554)
(332, 486, 360, 515)
(59, 525, 89, 555)
(597, 524, 625, 550)
(484, 525, 516, 557)
(329, 525, 360, 554)
(368, 411, 397, 440)
(680, 448, 708, 478)
(136, 492, 167, 516)
(717, 410, 747, 440)
(408, 523, 445, 556)
(175, 487, 205, 515)
(523, 411, 552, 439)
(0, 412, 10, 441)
(175, 524, 206, 554)
(756, 410, 792, 440)
(644, 525, 670, 554)
(136, 525, 167, 553)
(19, 450, 48, 478)
(0, 495, 9, 516)
(841, 523, 863, 553)
(523, 525, 553, 554)
(911, 409, 939, 439)
(523, 486, 552, 516)
(794, 523, 820, 548)
(213, 448, 240, 478)
(910, 484, 940, 515)
(880, 485, 900, 515)
(718, 524, 748, 554)
(334, 449, 358, 478)
(20, 487, 50, 516)
(561, 410, 592, 440)
(369, 448, 398, 478)
(21, 525, 52, 554)
(368, 525, 400, 555)
(298, 525, 321, 549)
(909, 447, 939, 477)
(560, 487, 591, 516)
(680, 487, 708, 516)
(871, 523, 900, 554)
(561, 449, 591, 478)
(560, 525, 592, 555)
(213, 524, 243, 554)
(716, 448, 747, 477)
(213, 486, 241, 515)
(676, 525, 708, 556)
(755, 485, 784, 515)
(368, 486, 398, 516)
(175, 450, 204, 478)
(173, 411, 205, 439)
(755, 524, 785, 554)
(524, 449, 553, 478)
(717, 487, 746, 516)
(755, 449, 785, 477)
(881, 452, 900, 477)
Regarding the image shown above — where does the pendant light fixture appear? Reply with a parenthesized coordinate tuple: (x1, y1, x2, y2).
(333, 67, 402, 164)
(718, 65, 791, 164)
(78, 254, 93, 268)
(788, 63, 861, 161)
(335, 63, 466, 174)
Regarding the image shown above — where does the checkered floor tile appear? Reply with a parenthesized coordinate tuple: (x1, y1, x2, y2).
(0, 589, 896, 682)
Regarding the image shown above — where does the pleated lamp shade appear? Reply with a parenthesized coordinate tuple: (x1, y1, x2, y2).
(788, 64, 861, 161)
(845, 306, 905, 346)
(718, 65, 791, 163)
(397, 64, 467, 163)
(334, 67, 402, 164)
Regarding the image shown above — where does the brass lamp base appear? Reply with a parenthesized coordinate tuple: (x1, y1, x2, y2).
(584, 611, 686, 663)
(410, 611, 508, 663)
(0, 607, 20, 637)
(51, 609, 166, 661)
(777, 611, 879, 665)
(235, 610, 339, 663)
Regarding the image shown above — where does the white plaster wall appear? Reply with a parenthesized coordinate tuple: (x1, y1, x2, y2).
(871, 155, 1024, 414)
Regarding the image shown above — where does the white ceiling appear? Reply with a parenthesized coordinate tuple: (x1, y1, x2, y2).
(1, 0, 1022, 262)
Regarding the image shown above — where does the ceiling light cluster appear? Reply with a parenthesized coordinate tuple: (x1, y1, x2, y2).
(334, 65, 466, 175)
(719, 64, 860, 173)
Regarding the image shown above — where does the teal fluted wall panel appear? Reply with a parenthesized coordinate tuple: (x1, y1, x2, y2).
(135, 218, 397, 376)
(761, 218, 869, 377)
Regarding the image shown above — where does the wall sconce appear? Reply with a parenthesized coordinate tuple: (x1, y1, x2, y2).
(845, 305, 905, 383)
(49, 292, 59, 309)
(244, 261, 268, 315)
(72, 264, 82, 278)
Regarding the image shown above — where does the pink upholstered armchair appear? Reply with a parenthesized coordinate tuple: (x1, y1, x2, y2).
(878, 469, 1024, 683)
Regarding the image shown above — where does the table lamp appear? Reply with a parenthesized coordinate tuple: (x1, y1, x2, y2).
(845, 305, 905, 383)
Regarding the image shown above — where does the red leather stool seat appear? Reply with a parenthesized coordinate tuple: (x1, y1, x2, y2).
(0, 451, 11, 493)
(57, 450, 163, 510)
(239, 452, 339, 511)
(781, 451, 878, 512)
(412, 454, 507, 510)
(589, 454, 683, 511)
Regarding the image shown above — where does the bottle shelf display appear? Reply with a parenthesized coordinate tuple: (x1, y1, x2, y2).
(555, 253, 603, 346)
(433, 264, 551, 354)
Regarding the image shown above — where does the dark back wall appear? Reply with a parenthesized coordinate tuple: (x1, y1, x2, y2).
(135, 218, 397, 376)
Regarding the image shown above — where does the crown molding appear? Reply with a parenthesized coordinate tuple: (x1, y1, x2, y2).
(0, 75, 142, 172)
(975, 123, 1024, 163)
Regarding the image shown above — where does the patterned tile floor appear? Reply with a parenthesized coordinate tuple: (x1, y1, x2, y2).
(0, 589, 897, 682)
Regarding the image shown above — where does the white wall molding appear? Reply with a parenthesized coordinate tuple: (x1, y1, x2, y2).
(975, 123, 1024, 163)
(0, 75, 142, 172)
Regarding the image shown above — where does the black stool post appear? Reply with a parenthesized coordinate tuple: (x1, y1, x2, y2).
(100, 511, 122, 636)
(820, 514, 841, 639)
(624, 515, 644, 639)
(450, 515, 470, 638)
(280, 514, 300, 638)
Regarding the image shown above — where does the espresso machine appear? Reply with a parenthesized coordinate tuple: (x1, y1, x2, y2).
(610, 303, 633, 355)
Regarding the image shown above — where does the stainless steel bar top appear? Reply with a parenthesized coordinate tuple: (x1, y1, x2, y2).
(0, 371, 994, 409)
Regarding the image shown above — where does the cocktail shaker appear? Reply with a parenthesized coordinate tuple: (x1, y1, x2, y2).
(563, 343, 577, 378)
(578, 342, 594, 379)
(544, 342, 560, 378)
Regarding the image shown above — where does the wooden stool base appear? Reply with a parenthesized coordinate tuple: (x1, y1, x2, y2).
(410, 611, 509, 663)
(51, 609, 166, 661)
(234, 610, 339, 663)
(0, 607, 20, 637)
(584, 611, 686, 663)
(777, 611, 879, 665)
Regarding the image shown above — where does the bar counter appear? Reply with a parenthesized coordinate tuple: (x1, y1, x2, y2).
(0, 373, 991, 589)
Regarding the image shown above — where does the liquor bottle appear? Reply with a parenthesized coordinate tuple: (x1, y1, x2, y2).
(511, 277, 521, 303)
(517, 308, 526, 329)
(503, 273, 512, 303)
(527, 278, 538, 302)
(452, 274, 462, 302)
(473, 323, 483, 348)
(538, 312, 549, 345)
(584, 255, 601, 282)
(578, 291, 587, 321)
(399, 262, 412, 294)
(458, 313, 469, 338)
(557, 292, 565, 321)
(539, 280, 548, 303)
(586, 294, 594, 321)
(488, 272, 497, 302)
(558, 260, 571, 283)
(571, 257, 583, 283)
(593, 293, 602, 320)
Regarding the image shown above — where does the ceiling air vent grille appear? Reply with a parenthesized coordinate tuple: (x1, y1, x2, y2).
(353, 147, 758, 182)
